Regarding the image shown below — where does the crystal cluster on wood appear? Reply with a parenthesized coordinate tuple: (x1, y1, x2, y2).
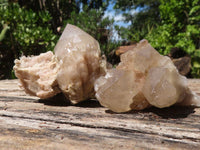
(14, 24, 105, 103)
(14, 24, 200, 112)
(95, 40, 200, 112)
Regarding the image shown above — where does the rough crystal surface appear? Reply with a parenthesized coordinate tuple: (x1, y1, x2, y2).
(14, 24, 105, 103)
(95, 39, 200, 112)
(13, 51, 60, 99)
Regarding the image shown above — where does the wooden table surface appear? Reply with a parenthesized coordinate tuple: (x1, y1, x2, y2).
(0, 79, 200, 150)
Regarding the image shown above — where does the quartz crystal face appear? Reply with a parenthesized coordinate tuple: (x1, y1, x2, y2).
(117, 40, 162, 73)
(143, 67, 187, 108)
(54, 24, 104, 104)
(95, 69, 138, 112)
(95, 68, 150, 112)
(95, 39, 200, 112)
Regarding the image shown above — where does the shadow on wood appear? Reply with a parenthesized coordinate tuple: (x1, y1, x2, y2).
(144, 106, 195, 119)
(37, 93, 102, 108)
(38, 93, 195, 117)
(105, 106, 195, 119)
(75, 99, 102, 108)
(37, 93, 70, 106)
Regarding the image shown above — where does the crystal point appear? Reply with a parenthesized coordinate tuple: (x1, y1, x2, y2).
(55, 24, 104, 103)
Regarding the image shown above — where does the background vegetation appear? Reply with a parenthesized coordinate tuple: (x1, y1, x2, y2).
(0, 0, 200, 78)
(115, 0, 200, 77)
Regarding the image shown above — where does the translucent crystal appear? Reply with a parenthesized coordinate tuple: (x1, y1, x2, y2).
(95, 69, 149, 112)
(95, 39, 200, 112)
(143, 67, 187, 108)
(117, 40, 162, 73)
(55, 24, 104, 104)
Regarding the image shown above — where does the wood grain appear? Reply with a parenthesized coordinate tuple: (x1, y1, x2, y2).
(0, 79, 200, 150)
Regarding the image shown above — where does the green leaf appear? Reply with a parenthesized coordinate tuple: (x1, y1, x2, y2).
(189, 6, 200, 16)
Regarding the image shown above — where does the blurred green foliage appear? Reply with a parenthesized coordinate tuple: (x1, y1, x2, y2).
(0, 1, 58, 55)
(115, 0, 200, 78)
(0, 1, 59, 78)
(114, 0, 161, 42)
(146, 0, 200, 77)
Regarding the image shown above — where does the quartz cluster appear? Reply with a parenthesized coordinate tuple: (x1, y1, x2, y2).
(95, 40, 200, 112)
(14, 24, 200, 112)
(14, 24, 105, 104)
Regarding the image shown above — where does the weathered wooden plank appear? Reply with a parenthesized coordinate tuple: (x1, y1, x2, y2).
(0, 79, 37, 99)
(0, 79, 200, 150)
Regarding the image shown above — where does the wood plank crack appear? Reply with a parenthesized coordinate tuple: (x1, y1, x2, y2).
(0, 112, 200, 144)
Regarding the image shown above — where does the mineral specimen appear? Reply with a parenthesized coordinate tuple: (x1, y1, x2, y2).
(95, 39, 200, 112)
(13, 24, 200, 112)
(54, 24, 104, 104)
(14, 24, 105, 103)
(14, 51, 61, 99)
